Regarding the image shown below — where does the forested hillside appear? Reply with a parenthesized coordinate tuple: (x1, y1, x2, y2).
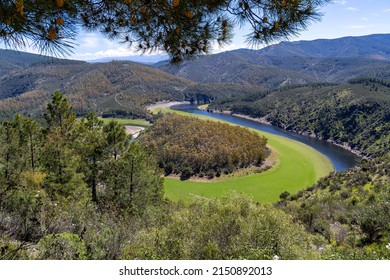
(279, 155, 390, 259)
(210, 81, 390, 158)
(0, 50, 265, 122)
(0, 58, 192, 120)
(139, 114, 267, 179)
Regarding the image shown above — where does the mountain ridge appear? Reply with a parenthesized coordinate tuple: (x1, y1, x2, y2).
(252, 33, 390, 60)
(155, 34, 390, 87)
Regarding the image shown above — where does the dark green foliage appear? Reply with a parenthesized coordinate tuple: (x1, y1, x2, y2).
(100, 142, 164, 213)
(279, 156, 390, 259)
(123, 192, 321, 260)
(0, 0, 329, 62)
(139, 114, 267, 178)
(0, 92, 164, 259)
(37, 233, 88, 260)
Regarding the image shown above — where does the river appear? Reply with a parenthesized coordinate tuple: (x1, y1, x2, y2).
(171, 103, 360, 171)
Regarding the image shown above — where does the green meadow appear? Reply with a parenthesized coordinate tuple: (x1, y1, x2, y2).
(100, 117, 151, 127)
(155, 105, 333, 204)
(111, 105, 334, 204)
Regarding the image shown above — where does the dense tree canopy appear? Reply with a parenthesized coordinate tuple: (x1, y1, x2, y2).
(0, 0, 330, 62)
(139, 113, 267, 179)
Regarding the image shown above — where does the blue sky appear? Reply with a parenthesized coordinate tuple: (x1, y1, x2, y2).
(4, 0, 390, 60)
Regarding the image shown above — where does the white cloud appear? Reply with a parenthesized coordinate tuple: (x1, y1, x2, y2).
(361, 17, 370, 21)
(70, 47, 140, 60)
(346, 7, 359, 12)
(211, 43, 244, 54)
(335, 0, 348, 5)
(347, 24, 374, 29)
(384, 9, 390, 13)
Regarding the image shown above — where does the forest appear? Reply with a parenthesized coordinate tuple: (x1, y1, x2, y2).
(139, 114, 268, 179)
(0, 91, 389, 260)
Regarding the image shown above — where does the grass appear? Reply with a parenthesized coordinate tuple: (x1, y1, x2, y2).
(156, 106, 333, 204)
(197, 104, 209, 110)
(100, 117, 151, 127)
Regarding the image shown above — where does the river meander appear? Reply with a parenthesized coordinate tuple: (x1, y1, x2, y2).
(171, 104, 360, 171)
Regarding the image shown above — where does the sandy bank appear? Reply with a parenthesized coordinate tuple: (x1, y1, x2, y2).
(125, 125, 145, 138)
(146, 101, 190, 112)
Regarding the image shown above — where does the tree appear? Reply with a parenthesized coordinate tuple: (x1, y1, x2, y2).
(0, 0, 330, 62)
(77, 113, 108, 202)
(41, 91, 84, 197)
(103, 120, 128, 161)
(43, 91, 76, 135)
(101, 142, 164, 213)
(0, 114, 42, 191)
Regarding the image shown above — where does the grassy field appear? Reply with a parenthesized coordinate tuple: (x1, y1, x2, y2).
(100, 117, 151, 127)
(155, 106, 333, 204)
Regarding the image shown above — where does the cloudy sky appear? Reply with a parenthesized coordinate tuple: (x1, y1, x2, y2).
(3, 0, 390, 60)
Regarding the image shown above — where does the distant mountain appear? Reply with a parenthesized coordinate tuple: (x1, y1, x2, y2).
(156, 51, 317, 88)
(255, 34, 390, 61)
(0, 49, 61, 75)
(87, 54, 168, 64)
(156, 34, 390, 88)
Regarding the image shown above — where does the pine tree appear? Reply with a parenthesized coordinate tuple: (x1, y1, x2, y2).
(0, 0, 331, 62)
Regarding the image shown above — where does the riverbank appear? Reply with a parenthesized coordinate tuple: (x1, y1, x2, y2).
(201, 108, 272, 125)
(203, 107, 364, 158)
(124, 125, 145, 138)
(274, 123, 365, 158)
(146, 101, 190, 112)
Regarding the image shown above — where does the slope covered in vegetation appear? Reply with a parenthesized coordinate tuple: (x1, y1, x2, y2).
(279, 156, 390, 259)
(210, 81, 390, 157)
(139, 114, 268, 179)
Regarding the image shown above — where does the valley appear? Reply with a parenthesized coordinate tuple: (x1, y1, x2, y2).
(0, 33, 389, 260)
